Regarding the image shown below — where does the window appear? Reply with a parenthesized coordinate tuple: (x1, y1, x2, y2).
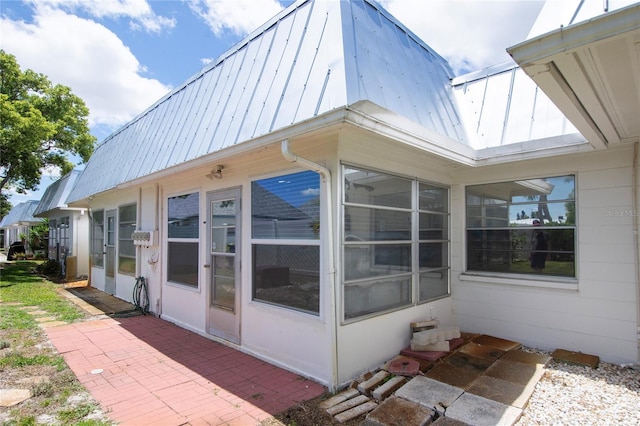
(59, 216, 70, 257)
(466, 176, 575, 277)
(167, 193, 199, 287)
(343, 166, 450, 320)
(48, 219, 58, 260)
(118, 204, 136, 275)
(91, 211, 104, 268)
(251, 171, 320, 315)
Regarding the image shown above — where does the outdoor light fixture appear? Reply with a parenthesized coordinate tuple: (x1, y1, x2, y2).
(206, 165, 224, 180)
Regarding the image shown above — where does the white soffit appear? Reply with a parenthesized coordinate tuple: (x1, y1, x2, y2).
(508, 3, 640, 149)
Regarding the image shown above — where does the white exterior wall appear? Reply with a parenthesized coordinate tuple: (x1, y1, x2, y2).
(335, 131, 457, 385)
(452, 144, 639, 364)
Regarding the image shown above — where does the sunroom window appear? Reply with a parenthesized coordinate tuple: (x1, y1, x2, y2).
(466, 176, 576, 277)
(91, 211, 104, 268)
(251, 171, 320, 315)
(118, 204, 136, 275)
(167, 193, 199, 287)
(342, 166, 450, 321)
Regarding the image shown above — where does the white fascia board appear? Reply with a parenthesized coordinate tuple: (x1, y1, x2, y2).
(507, 3, 640, 66)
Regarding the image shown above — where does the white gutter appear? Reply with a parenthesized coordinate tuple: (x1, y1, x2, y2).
(281, 139, 339, 391)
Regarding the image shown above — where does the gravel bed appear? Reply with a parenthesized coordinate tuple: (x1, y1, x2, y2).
(517, 350, 640, 426)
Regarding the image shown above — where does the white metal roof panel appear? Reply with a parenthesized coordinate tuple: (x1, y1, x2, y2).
(0, 200, 44, 228)
(33, 170, 81, 216)
(67, 0, 477, 202)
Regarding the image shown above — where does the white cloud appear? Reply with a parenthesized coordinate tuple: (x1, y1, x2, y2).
(187, 0, 283, 36)
(26, 0, 176, 33)
(381, 0, 544, 74)
(1, 4, 171, 129)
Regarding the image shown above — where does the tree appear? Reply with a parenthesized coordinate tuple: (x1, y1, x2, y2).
(0, 50, 95, 196)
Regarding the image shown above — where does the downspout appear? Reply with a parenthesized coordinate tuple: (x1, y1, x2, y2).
(281, 139, 339, 390)
(633, 142, 640, 365)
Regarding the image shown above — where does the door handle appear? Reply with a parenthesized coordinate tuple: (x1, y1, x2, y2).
(204, 264, 211, 268)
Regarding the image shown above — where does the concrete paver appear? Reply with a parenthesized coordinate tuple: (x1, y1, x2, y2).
(445, 392, 522, 426)
(364, 396, 434, 426)
(395, 376, 464, 411)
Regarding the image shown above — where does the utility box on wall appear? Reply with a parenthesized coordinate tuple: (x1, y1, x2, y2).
(131, 230, 157, 247)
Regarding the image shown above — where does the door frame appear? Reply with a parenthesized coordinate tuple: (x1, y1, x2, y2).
(104, 209, 116, 295)
(206, 186, 242, 344)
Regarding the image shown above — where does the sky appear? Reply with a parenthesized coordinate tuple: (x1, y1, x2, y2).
(0, 0, 627, 207)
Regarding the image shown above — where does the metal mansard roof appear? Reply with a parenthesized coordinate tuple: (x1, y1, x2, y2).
(0, 200, 43, 228)
(67, 0, 463, 203)
(33, 169, 82, 217)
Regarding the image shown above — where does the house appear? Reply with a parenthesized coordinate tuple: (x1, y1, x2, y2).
(33, 169, 90, 279)
(62, 0, 639, 389)
(0, 200, 45, 257)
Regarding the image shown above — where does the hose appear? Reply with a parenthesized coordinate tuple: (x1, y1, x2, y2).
(133, 276, 150, 315)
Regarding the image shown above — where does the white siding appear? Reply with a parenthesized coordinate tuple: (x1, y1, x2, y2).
(452, 145, 638, 364)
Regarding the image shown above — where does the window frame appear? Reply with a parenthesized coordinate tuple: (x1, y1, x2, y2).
(250, 170, 321, 316)
(166, 191, 200, 289)
(341, 164, 451, 323)
(118, 204, 137, 276)
(464, 175, 577, 282)
(91, 210, 104, 268)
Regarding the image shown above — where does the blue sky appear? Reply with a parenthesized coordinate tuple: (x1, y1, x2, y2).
(1, 0, 628, 207)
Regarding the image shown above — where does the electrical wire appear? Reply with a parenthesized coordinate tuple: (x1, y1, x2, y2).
(133, 276, 149, 315)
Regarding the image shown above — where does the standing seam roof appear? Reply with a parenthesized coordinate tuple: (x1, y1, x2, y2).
(67, 0, 467, 203)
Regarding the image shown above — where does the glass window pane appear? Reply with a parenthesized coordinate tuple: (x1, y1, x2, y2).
(419, 183, 447, 212)
(92, 211, 104, 268)
(344, 276, 412, 319)
(168, 242, 199, 287)
(344, 167, 411, 208)
(252, 171, 320, 240)
(344, 206, 411, 241)
(118, 204, 136, 276)
(419, 213, 447, 240)
(419, 269, 449, 301)
(419, 242, 448, 269)
(466, 228, 575, 277)
(168, 193, 199, 238)
(344, 244, 411, 281)
(212, 256, 235, 310)
(253, 244, 319, 315)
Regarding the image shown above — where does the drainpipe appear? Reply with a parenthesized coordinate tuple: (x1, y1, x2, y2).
(281, 139, 339, 390)
(633, 142, 640, 365)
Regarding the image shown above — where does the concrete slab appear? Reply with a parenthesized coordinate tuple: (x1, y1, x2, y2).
(432, 416, 470, 425)
(472, 335, 521, 352)
(466, 375, 533, 409)
(445, 392, 522, 426)
(502, 350, 551, 366)
(0, 389, 31, 407)
(425, 362, 483, 390)
(395, 376, 464, 411)
(551, 348, 600, 369)
(458, 342, 505, 361)
(447, 352, 495, 372)
(483, 359, 545, 387)
(364, 396, 433, 426)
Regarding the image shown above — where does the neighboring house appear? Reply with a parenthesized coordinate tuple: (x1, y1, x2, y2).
(62, 0, 639, 389)
(33, 169, 90, 279)
(0, 200, 44, 256)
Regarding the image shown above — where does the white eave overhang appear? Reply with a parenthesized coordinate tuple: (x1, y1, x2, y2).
(507, 3, 640, 149)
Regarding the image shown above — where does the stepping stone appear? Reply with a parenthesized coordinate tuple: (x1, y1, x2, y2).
(458, 342, 505, 361)
(483, 359, 545, 387)
(472, 335, 521, 352)
(364, 396, 433, 426)
(466, 375, 537, 409)
(387, 357, 421, 376)
(395, 376, 464, 411)
(0, 389, 31, 407)
(446, 393, 522, 426)
(327, 395, 370, 416)
(372, 376, 406, 401)
(551, 348, 599, 369)
(358, 371, 389, 395)
(426, 361, 483, 390)
(501, 350, 551, 366)
(383, 355, 433, 374)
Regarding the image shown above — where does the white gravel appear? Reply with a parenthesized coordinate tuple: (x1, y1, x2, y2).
(517, 352, 640, 426)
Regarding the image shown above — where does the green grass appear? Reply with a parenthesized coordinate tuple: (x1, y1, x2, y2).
(0, 261, 85, 323)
